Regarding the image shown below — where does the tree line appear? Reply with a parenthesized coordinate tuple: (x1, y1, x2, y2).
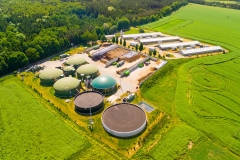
(0, 0, 188, 75)
(189, 0, 240, 10)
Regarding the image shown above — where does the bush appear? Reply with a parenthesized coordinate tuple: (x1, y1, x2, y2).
(139, 28, 145, 33)
(138, 63, 144, 68)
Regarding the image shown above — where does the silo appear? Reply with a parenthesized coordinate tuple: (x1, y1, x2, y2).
(39, 68, 63, 86)
(76, 64, 99, 80)
(74, 91, 104, 115)
(65, 56, 86, 69)
(91, 76, 117, 95)
(102, 103, 147, 137)
(53, 77, 80, 97)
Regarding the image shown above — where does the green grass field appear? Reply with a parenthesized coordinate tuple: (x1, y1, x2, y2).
(0, 76, 119, 159)
(138, 3, 240, 159)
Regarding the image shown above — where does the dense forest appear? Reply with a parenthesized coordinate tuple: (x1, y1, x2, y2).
(0, 0, 188, 75)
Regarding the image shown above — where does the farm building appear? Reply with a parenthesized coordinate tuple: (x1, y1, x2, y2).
(148, 47, 156, 52)
(105, 35, 115, 40)
(74, 91, 104, 115)
(122, 32, 162, 39)
(130, 41, 139, 47)
(179, 46, 223, 56)
(76, 64, 99, 80)
(39, 68, 63, 86)
(91, 75, 117, 95)
(102, 103, 147, 137)
(65, 56, 86, 69)
(53, 77, 80, 97)
(139, 36, 180, 44)
(92, 44, 118, 59)
(159, 41, 200, 50)
(63, 66, 75, 77)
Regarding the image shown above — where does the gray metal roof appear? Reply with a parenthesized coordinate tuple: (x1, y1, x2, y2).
(180, 46, 222, 56)
(122, 32, 162, 39)
(139, 36, 180, 43)
(159, 41, 200, 50)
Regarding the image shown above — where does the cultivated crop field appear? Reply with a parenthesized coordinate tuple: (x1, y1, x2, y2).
(138, 3, 240, 159)
(0, 76, 119, 159)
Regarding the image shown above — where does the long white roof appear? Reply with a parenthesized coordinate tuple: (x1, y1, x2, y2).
(159, 41, 200, 49)
(130, 41, 139, 44)
(180, 46, 222, 56)
(139, 36, 180, 43)
(122, 32, 162, 38)
(121, 51, 139, 58)
(92, 44, 118, 57)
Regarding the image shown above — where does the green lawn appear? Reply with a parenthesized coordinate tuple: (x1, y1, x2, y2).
(138, 3, 240, 159)
(0, 76, 117, 159)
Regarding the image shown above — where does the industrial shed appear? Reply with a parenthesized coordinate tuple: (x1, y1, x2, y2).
(91, 76, 117, 95)
(122, 32, 162, 39)
(65, 56, 86, 69)
(92, 44, 118, 59)
(105, 35, 115, 40)
(63, 66, 75, 77)
(148, 47, 156, 52)
(179, 46, 223, 56)
(102, 103, 147, 137)
(39, 68, 63, 86)
(76, 64, 99, 80)
(139, 36, 180, 44)
(53, 77, 80, 97)
(74, 91, 104, 115)
(159, 41, 200, 50)
(130, 41, 139, 47)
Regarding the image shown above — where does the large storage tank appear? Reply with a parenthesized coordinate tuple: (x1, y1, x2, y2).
(39, 68, 63, 86)
(74, 91, 104, 115)
(53, 77, 80, 97)
(76, 64, 98, 80)
(91, 76, 117, 95)
(102, 103, 147, 137)
(65, 56, 86, 69)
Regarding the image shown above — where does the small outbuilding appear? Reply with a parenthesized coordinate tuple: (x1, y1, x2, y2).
(91, 76, 117, 95)
(53, 77, 80, 97)
(76, 64, 99, 80)
(39, 68, 63, 86)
